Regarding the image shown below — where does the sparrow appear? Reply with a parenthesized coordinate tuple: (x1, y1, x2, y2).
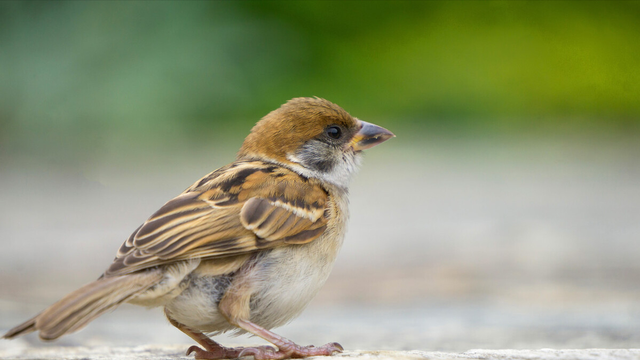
(3, 97, 394, 360)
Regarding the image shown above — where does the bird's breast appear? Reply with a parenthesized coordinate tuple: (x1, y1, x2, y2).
(248, 193, 349, 329)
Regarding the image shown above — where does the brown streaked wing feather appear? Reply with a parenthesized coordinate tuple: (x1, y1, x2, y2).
(105, 160, 329, 277)
(240, 198, 327, 244)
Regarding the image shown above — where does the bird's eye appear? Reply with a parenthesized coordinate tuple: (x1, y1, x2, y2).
(325, 126, 342, 140)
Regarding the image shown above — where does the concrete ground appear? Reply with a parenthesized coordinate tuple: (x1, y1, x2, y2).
(3, 347, 640, 360)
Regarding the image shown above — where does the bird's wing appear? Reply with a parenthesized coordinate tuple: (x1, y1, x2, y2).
(105, 160, 329, 276)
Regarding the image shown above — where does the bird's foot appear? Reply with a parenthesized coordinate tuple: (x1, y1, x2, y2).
(187, 345, 276, 359)
(238, 342, 343, 359)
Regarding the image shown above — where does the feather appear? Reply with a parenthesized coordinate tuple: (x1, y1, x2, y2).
(3, 271, 162, 341)
(104, 160, 329, 277)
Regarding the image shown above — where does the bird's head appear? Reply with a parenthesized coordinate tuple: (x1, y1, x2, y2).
(238, 97, 394, 188)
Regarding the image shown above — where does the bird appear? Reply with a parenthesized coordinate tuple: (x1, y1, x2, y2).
(2, 97, 394, 360)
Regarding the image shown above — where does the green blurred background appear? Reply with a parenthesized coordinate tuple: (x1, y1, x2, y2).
(2, 0, 640, 352)
(1, 0, 639, 169)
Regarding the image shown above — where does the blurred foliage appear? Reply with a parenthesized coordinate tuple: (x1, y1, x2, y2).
(1, 1, 639, 166)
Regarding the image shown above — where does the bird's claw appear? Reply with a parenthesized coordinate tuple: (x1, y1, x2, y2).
(236, 342, 343, 359)
(187, 345, 245, 359)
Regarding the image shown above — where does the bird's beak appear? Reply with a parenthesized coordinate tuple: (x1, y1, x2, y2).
(349, 120, 395, 151)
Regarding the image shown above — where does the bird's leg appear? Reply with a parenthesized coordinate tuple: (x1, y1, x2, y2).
(165, 309, 273, 360)
(216, 269, 342, 360)
(235, 319, 343, 360)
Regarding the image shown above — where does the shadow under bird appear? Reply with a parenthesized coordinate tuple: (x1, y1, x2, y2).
(3, 97, 394, 359)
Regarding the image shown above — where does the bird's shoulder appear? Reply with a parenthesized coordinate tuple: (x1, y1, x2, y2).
(186, 159, 329, 212)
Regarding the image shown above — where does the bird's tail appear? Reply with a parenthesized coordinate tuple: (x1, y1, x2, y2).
(3, 271, 162, 341)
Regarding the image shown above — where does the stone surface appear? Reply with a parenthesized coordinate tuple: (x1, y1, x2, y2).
(2, 346, 640, 360)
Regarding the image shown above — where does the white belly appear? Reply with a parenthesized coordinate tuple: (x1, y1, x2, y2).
(165, 232, 344, 334)
(166, 191, 349, 334)
(248, 234, 344, 330)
